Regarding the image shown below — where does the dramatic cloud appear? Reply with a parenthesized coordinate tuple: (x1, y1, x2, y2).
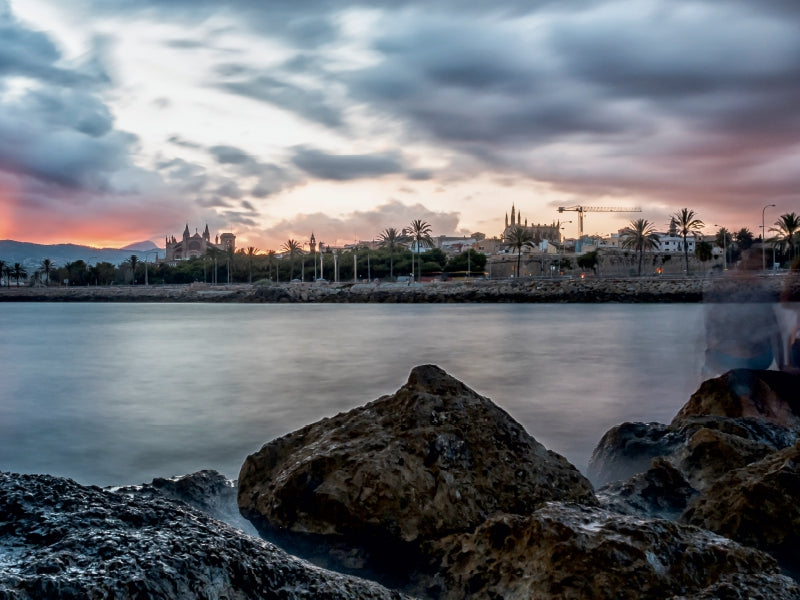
(290, 147, 406, 181)
(2, 0, 798, 248)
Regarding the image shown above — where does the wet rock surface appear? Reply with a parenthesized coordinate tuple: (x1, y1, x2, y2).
(681, 441, 800, 578)
(112, 469, 258, 536)
(418, 503, 799, 600)
(0, 471, 409, 600)
(238, 364, 596, 585)
(590, 369, 800, 579)
(671, 369, 800, 429)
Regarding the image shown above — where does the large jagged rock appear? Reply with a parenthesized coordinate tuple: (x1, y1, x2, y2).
(671, 369, 800, 429)
(111, 469, 258, 536)
(588, 415, 794, 491)
(681, 441, 800, 577)
(589, 370, 800, 507)
(0, 471, 409, 600)
(417, 503, 800, 600)
(238, 364, 596, 583)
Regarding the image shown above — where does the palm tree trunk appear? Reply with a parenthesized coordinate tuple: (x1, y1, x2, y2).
(517, 250, 522, 278)
(683, 235, 690, 274)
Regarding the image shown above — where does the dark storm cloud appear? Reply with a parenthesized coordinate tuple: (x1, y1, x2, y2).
(218, 69, 343, 129)
(0, 6, 146, 194)
(290, 147, 405, 181)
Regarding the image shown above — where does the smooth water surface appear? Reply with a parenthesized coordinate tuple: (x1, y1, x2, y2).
(0, 303, 706, 486)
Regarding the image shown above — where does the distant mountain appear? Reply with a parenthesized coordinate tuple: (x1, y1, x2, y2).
(121, 240, 159, 251)
(0, 240, 164, 269)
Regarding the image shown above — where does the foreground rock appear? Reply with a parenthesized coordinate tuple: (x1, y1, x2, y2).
(681, 441, 800, 578)
(420, 503, 799, 600)
(0, 471, 409, 600)
(238, 364, 596, 585)
(112, 469, 258, 536)
(589, 369, 800, 492)
(588, 369, 800, 577)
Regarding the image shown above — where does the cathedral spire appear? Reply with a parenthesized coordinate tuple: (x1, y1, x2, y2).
(511, 204, 516, 226)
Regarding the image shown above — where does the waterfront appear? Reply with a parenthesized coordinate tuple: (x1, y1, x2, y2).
(0, 303, 706, 486)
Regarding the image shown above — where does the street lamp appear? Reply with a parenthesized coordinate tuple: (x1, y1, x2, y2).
(353, 245, 358, 283)
(762, 204, 776, 271)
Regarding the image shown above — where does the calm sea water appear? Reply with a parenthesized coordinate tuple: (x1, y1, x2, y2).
(0, 303, 706, 486)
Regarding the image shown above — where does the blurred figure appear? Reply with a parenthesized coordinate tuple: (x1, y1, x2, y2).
(702, 249, 784, 378)
(780, 257, 800, 372)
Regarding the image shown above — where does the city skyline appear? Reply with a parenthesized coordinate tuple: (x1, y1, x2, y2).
(1, 1, 798, 250)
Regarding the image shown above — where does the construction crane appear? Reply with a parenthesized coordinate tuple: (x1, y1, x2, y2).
(557, 205, 642, 241)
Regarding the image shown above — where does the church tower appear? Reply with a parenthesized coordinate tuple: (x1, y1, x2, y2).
(310, 232, 316, 254)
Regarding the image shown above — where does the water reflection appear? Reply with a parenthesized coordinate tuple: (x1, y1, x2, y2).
(1, 303, 704, 486)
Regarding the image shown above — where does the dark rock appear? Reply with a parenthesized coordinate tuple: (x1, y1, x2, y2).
(418, 503, 799, 600)
(596, 457, 698, 520)
(681, 441, 800, 577)
(238, 364, 596, 585)
(671, 369, 800, 430)
(589, 368, 800, 497)
(587, 421, 680, 487)
(0, 471, 410, 600)
(111, 469, 258, 536)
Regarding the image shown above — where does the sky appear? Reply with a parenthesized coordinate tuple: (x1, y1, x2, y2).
(1, 0, 798, 250)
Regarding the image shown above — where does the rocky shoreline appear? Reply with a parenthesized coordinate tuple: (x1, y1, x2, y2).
(3, 365, 800, 598)
(0, 274, 795, 303)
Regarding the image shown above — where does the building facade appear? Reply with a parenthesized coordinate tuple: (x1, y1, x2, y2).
(164, 224, 236, 262)
(502, 204, 561, 243)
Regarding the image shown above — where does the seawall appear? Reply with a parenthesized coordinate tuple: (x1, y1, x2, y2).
(1, 275, 792, 303)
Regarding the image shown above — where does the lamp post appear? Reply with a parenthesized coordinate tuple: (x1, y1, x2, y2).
(762, 204, 776, 271)
(353, 246, 358, 283)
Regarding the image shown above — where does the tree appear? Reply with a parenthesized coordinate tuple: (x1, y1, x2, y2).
(2, 265, 10, 288)
(504, 225, 535, 278)
(378, 227, 409, 279)
(281, 239, 303, 281)
(246, 246, 259, 283)
(672, 208, 704, 274)
(694, 240, 714, 262)
(129, 255, 139, 285)
(576, 250, 598, 274)
(405, 220, 434, 282)
(735, 228, 754, 250)
(41, 258, 53, 286)
(770, 212, 800, 262)
(0, 259, 5, 287)
(620, 219, 660, 276)
(11, 263, 27, 287)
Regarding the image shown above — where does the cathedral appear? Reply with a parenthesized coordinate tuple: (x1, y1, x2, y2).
(503, 204, 561, 243)
(164, 224, 236, 262)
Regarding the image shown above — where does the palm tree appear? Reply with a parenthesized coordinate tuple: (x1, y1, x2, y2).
(504, 225, 535, 278)
(281, 239, 303, 280)
(404, 220, 434, 282)
(770, 212, 800, 262)
(129, 254, 139, 285)
(2, 265, 11, 288)
(11, 263, 27, 287)
(735, 228, 754, 250)
(246, 246, 259, 283)
(672, 208, 704, 274)
(621, 219, 660, 276)
(266, 250, 277, 281)
(0, 259, 5, 287)
(41, 258, 53, 286)
(378, 227, 409, 279)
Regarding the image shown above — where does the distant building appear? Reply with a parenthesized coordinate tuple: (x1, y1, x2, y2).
(164, 224, 236, 262)
(502, 204, 561, 244)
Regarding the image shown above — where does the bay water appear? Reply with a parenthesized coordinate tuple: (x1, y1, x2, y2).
(0, 303, 706, 486)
